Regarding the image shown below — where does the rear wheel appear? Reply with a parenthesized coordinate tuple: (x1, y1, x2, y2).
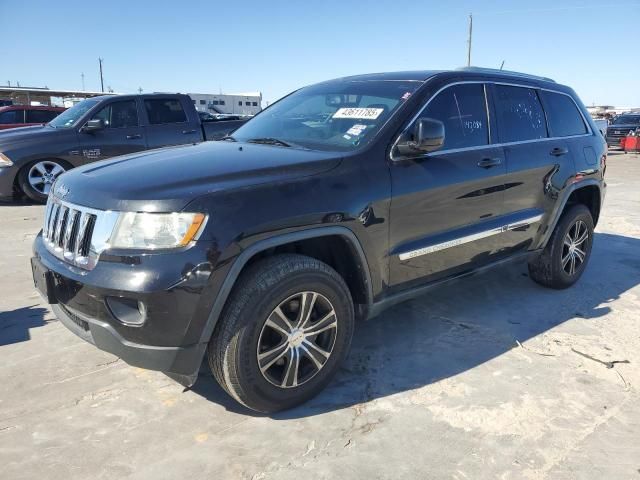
(528, 204, 594, 289)
(208, 254, 354, 413)
(18, 159, 69, 203)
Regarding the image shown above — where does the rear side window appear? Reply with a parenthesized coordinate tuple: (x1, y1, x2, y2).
(0, 110, 19, 124)
(542, 91, 588, 137)
(91, 100, 139, 128)
(494, 85, 547, 142)
(145, 99, 187, 124)
(26, 110, 60, 123)
(422, 83, 489, 150)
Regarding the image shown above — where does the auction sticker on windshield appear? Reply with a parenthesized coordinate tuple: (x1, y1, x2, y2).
(333, 108, 384, 120)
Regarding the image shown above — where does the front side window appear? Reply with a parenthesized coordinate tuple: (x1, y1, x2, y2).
(420, 83, 489, 150)
(494, 85, 547, 142)
(0, 110, 18, 124)
(49, 99, 99, 128)
(91, 100, 139, 128)
(231, 80, 420, 152)
(26, 109, 60, 123)
(144, 99, 187, 124)
(542, 91, 587, 137)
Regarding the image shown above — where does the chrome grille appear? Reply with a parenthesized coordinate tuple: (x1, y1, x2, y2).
(42, 196, 119, 270)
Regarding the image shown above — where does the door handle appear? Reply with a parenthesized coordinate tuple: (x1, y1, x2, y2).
(182, 129, 197, 135)
(126, 134, 142, 140)
(550, 147, 569, 156)
(477, 157, 502, 169)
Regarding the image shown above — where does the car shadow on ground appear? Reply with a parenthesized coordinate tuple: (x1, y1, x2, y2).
(0, 304, 50, 346)
(189, 232, 640, 417)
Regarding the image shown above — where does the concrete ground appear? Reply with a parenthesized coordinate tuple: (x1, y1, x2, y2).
(1, 152, 639, 480)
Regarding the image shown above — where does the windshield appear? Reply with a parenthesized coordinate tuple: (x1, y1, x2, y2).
(231, 80, 420, 151)
(49, 99, 99, 128)
(612, 115, 640, 125)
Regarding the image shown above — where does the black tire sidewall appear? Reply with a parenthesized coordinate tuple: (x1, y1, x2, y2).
(232, 267, 353, 411)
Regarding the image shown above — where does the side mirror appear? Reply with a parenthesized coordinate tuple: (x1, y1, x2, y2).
(395, 118, 445, 157)
(82, 118, 104, 133)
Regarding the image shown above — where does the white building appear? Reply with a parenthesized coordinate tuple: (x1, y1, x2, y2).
(188, 92, 262, 116)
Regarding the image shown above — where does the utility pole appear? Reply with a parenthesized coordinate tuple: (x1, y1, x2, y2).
(466, 14, 473, 67)
(81, 72, 85, 91)
(98, 58, 104, 93)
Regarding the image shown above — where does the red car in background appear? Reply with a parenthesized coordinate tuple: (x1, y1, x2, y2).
(0, 105, 66, 130)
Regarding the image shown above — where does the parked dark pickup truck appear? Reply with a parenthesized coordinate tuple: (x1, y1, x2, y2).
(605, 113, 640, 147)
(0, 93, 246, 202)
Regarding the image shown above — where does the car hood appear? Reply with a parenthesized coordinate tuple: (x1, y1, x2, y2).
(0, 125, 62, 148)
(54, 141, 343, 211)
(608, 124, 640, 132)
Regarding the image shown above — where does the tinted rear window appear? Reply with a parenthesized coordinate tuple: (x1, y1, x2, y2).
(542, 91, 587, 137)
(144, 99, 187, 124)
(0, 110, 18, 124)
(494, 85, 547, 142)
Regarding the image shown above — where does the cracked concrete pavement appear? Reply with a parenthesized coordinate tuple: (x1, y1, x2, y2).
(1, 152, 639, 479)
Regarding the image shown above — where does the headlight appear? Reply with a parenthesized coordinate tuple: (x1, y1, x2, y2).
(0, 152, 13, 167)
(110, 212, 207, 250)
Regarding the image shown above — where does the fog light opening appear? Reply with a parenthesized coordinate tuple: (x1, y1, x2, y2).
(106, 296, 147, 327)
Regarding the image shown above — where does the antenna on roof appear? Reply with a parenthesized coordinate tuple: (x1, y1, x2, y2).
(466, 14, 473, 67)
(500, 60, 505, 70)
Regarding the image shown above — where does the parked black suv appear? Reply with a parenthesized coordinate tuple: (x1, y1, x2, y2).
(31, 68, 606, 412)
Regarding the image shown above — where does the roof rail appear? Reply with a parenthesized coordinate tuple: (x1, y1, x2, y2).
(456, 67, 556, 83)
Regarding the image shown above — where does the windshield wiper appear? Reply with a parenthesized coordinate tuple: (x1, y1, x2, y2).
(220, 134, 237, 142)
(246, 137, 291, 148)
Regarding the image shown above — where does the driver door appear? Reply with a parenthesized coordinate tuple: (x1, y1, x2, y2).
(389, 82, 507, 289)
(78, 99, 146, 164)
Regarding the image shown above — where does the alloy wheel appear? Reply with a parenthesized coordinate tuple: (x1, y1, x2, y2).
(257, 291, 338, 389)
(561, 220, 589, 275)
(28, 161, 66, 195)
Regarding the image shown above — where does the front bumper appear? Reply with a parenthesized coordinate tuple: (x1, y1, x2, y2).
(0, 166, 17, 197)
(31, 233, 218, 384)
(51, 302, 204, 380)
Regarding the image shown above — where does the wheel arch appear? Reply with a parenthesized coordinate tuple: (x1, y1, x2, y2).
(538, 179, 602, 249)
(199, 226, 374, 347)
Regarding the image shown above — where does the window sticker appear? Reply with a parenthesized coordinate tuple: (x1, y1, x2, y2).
(401, 92, 412, 101)
(346, 124, 367, 136)
(333, 107, 384, 120)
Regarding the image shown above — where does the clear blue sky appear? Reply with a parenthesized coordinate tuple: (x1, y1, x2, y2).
(1, 0, 639, 106)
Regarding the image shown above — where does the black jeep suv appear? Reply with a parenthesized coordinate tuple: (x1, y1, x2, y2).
(31, 68, 606, 412)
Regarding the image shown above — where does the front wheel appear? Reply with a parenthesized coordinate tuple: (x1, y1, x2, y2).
(528, 204, 594, 289)
(18, 159, 69, 203)
(208, 254, 354, 413)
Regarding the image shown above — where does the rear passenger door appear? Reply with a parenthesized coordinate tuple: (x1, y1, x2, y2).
(78, 99, 147, 162)
(143, 97, 201, 149)
(389, 83, 507, 288)
(493, 84, 577, 251)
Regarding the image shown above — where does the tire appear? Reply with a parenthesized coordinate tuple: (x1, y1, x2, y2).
(18, 159, 70, 203)
(207, 254, 354, 413)
(528, 204, 594, 289)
